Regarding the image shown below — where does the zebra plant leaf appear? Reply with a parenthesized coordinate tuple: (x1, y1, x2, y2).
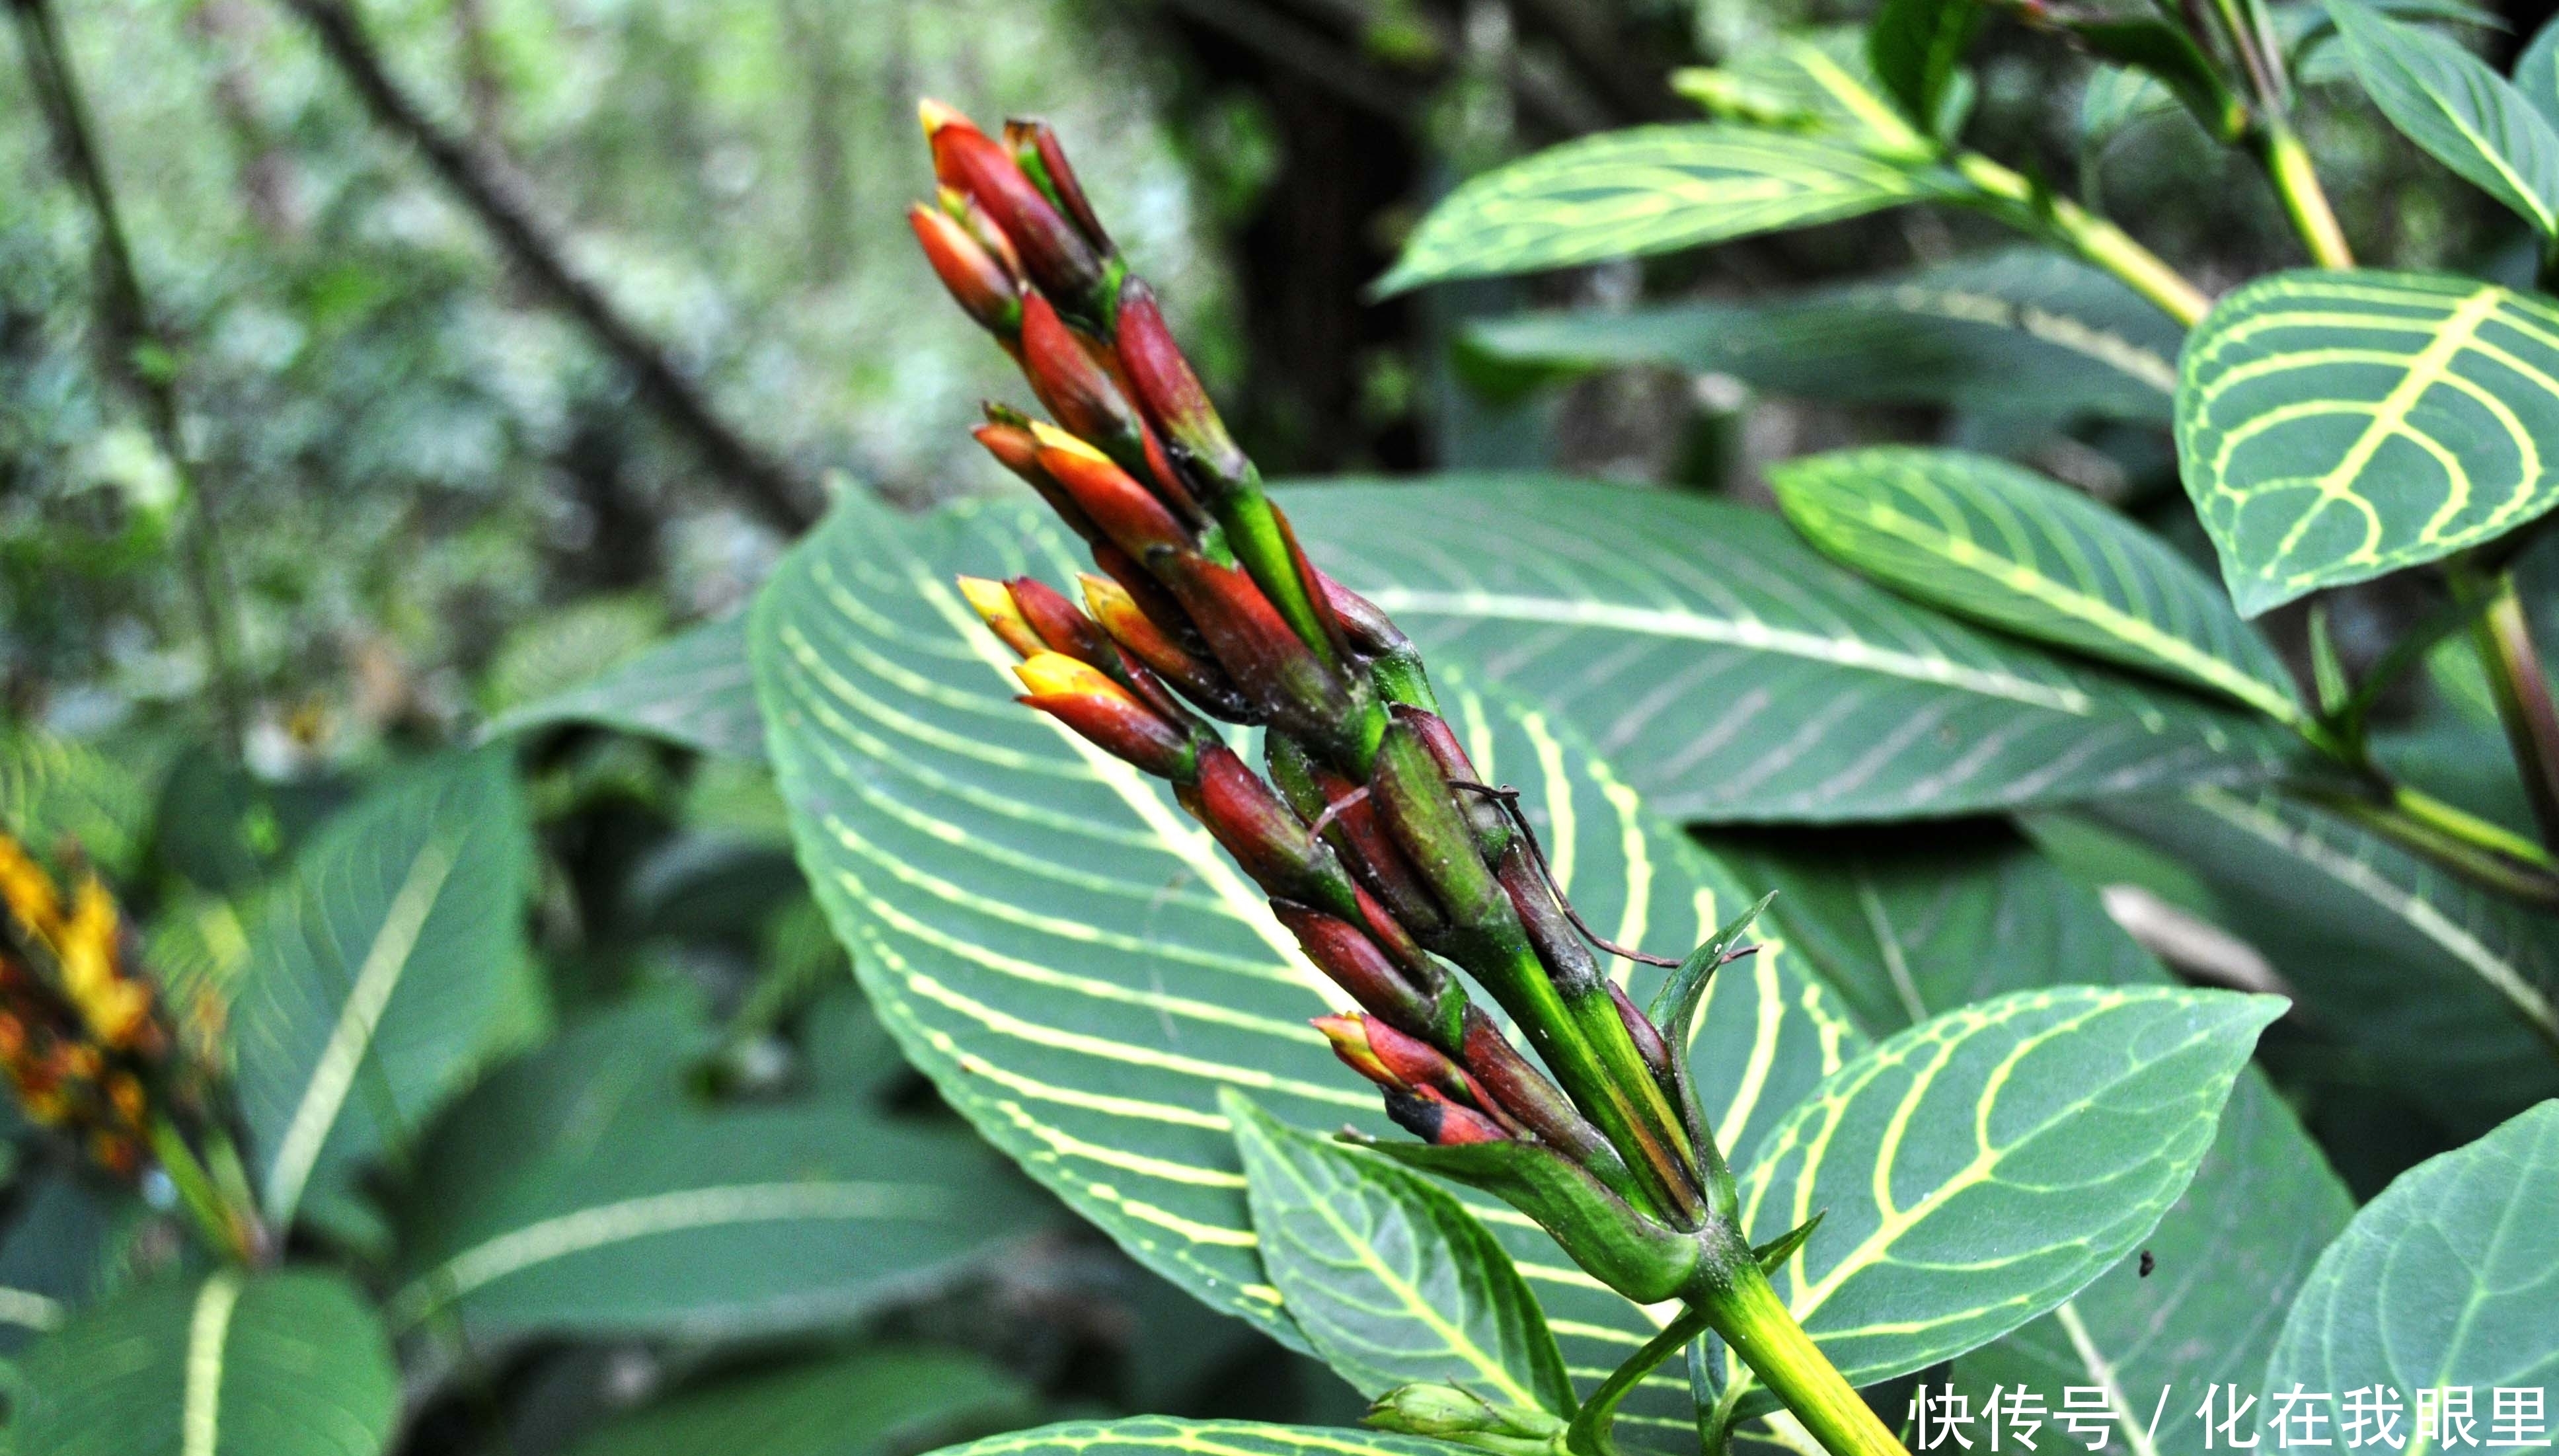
(486, 613, 765, 759)
(923, 1420, 1470, 1456)
(1869, 0, 1985, 132)
(1769, 447, 2305, 724)
(2325, 0, 2559, 239)
(1720, 986, 2285, 1420)
(390, 993, 1042, 1338)
(1710, 826, 2352, 1434)
(1467, 250, 2183, 424)
(560, 1348, 1034, 1456)
(1226, 1092, 1576, 1416)
(1372, 126, 1962, 294)
(1285, 479, 2301, 822)
(753, 490, 1855, 1433)
(2266, 1100, 2559, 1430)
(2178, 270, 2559, 615)
(2517, 12, 2559, 124)
(9, 1268, 398, 1456)
(231, 749, 542, 1227)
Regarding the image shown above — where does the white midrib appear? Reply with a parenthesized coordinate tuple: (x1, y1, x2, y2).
(181, 1272, 244, 1456)
(261, 835, 461, 1221)
(2057, 1299, 2162, 1456)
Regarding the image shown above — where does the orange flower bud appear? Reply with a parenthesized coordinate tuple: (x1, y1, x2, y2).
(973, 422, 1102, 545)
(1313, 1013, 1398, 1089)
(1018, 295, 1165, 484)
(1012, 652, 1196, 779)
(959, 576, 1046, 660)
(921, 100, 1107, 314)
(938, 186, 1024, 282)
(1032, 424, 1191, 560)
(1396, 1085, 1511, 1146)
(1005, 118, 1112, 256)
(909, 204, 1022, 337)
(1115, 278, 1248, 493)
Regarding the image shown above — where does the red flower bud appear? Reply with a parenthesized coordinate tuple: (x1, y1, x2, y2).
(1115, 278, 1249, 492)
(1005, 118, 1112, 256)
(958, 576, 1046, 660)
(921, 100, 1106, 311)
(908, 204, 1022, 338)
(974, 421, 1102, 545)
(1181, 747, 1349, 909)
(1274, 902, 1435, 1032)
(1079, 571, 1254, 721)
(938, 186, 1024, 282)
(1012, 652, 1196, 779)
(1313, 1012, 1399, 1089)
(1393, 1085, 1510, 1146)
(1007, 576, 1115, 665)
(1032, 426, 1191, 560)
(1019, 295, 1174, 498)
(1363, 1016, 1516, 1132)
(1163, 556, 1358, 747)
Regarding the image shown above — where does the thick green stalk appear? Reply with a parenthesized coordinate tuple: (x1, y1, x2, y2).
(1950, 153, 2212, 326)
(2309, 786, 2559, 911)
(1565, 1302, 1716, 1456)
(2451, 564, 2559, 853)
(2254, 122, 2353, 268)
(1701, 1261, 1909, 1456)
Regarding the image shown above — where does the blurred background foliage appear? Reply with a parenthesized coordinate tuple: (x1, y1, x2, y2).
(3, 0, 2556, 1448)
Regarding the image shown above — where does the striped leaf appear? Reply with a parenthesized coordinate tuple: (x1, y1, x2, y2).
(2517, 12, 2559, 123)
(1770, 447, 2305, 724)
(751, 491, 1856, 1432)
(0, 728, 157, 879)
(1468, 250, 2182, 424)
(1227, 1092, 1575, 1415)
(560, 1347, 1034, 1456)
(1722, 986, 2285, 1418)
(1679, 33, 1936, 150)
(231, 749, 543, 1227)
(1868, 0, 1985, 132)
(921, 1420, 1464, 1456)
(2177, 270, 2559, 615)
(1285, 479, 2301, 822)
(1710, 827, 2353, 1436)
(2326, 0, 2559, 239)
(486, 613, 764, 759)
(2266, 1100, 2559, 1428)
(2092, 788, 2559, 1132)
(389, 993, 1042, 1338)
(9, 1268, 397, 1456)
(1373, 126, 1961, 295)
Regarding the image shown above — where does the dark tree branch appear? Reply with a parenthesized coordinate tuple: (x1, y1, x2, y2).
(277, 0, 820, 533)
(9, 0, 249, 749)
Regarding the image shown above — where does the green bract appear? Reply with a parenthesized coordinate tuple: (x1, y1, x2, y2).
(2177, 270, 2559, 615)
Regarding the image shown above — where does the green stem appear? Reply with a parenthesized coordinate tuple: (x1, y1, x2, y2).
(2307, 784, 2559, 909)
(2254, 122, 2353, 268)
(1566, 1303, 1716, 1456)
(2451, 563, 2559, 851)
(1699, 1260, 1909, 1456)
(1951, 153, 2213, 326)
(148, 1117, 260, 1266)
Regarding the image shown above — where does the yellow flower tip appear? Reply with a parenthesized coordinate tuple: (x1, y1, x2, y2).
(1077, 572, 1135, 614)
(0, 834, 63, 940)
(1026, 421, 1110, 463)
(957, 575, 1020, 625)
(1012, 650, 1122, 701)
(917, 98, 970, 138)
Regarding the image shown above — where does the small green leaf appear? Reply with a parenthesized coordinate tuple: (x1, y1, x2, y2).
(560, 1346, 1034, 1456)
(1648, 893, 1776, 1033)
(10, 1268, 397, 1456)
(486, 613, 765, 759)
(2065, 19, 2247, 140)
(2326, 0, 2559, 238)
(389, 993, 1044, 1338)
(1467, 249, 2183, 423)
(1225, 1092, 1575, 1416)
(2266, 1100, 2559, 1424)
(2516, 11, 2559, 124)
(1868, 0, 1984, 133)
(1751, 1211, 1825, 1274)
(1373, 126, 1961, 294)
(1725, 986, 2286, 1416)
(1770, 447, 2304, 724)
(920, 1418, 1470, 1456)
(1676, 32, 1932, 151)
(231, 749, 542, 1226)
(2177, 269, 2559, 614)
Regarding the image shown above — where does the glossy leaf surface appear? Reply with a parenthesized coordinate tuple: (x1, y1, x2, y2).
(2267, 1100, 2559, 1431)
(560, 1347, 1034, 1456)
(2326, 0, 2559, 238)
(1286, 480, 2300, 822)
(1227, 1092, 1574, 1415)
(1770, 447, 2302, 722)
(9, 1269, 397, 1456)
(2178, 270, 2559, 614)
(487, 612, 765, 759)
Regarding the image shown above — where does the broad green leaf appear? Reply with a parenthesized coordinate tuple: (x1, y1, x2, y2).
(231, 749, 543, 1225)
(0, 729, 155, 878)
(1869, 0, 1983, 132)
(1675, 33, 1935, 151)
(389, 992, 1042, 1338)
(2067, 19, 2247, 140)
(486, 612, 765, 759)
(2517, 13, 2559, 125)
(560, 1346, 1034, 1456)
(2177, 270, 2559, 615)
(1225, 1091, 1574, 1415)
(921, 1419, 1467, 1456)
(1769, 447, 2305, 724)
(480, 592, 666, 715)
(753, 490, 1854, 1432)
(1467, 250, 2183, 424)
(2092, 787, 2559, 1131)
(1284, 479, 2302, 822)
(1722, 986, 2285, 1417)
(9, 1268, 397, 1456)
(2326, 0, 2559, 239)
(2268, 1100, 2559, 1431)
(1373, 126, 1962, 295)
